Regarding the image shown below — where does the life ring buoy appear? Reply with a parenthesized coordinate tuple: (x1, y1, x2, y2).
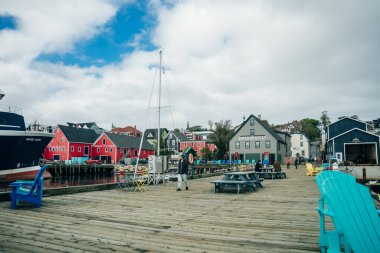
(188, 153, 194, 165)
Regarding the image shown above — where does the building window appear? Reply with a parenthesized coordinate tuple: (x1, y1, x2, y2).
(134, 150, 138, 156)
(302, 150, 305, 156)
(167, 140, 170, 147)
(235, 141, 240, 149)
(300, 135, 303, 140)
(265, 141, 270, 148)
(198, 142, 200, 147)
(245, 141, 250, 149)
(105, 148, 108, 152)
(184, 143, 187, 147)
(172, 140, 175, 146)
(250, 119, 254, 126)
(102, 138, 106, 144)
(300, 142, 303, 147)
(250, 129, 255, 136)
(110, 148, 112, 152)
(78, 147, 81, 152)
(255, 141, 260, 148)
(71, 146, 74, 152)
(97, 148, 100, 153)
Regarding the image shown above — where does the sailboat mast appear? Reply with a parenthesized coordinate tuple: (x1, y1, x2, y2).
(157, 50, 162, 156)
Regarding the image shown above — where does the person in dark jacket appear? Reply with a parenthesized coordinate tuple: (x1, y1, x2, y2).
(273, 160, 282, 172)
(254, 160, 262, 172)
(294, 158, 299, 170)
(177, 154, 189, 191)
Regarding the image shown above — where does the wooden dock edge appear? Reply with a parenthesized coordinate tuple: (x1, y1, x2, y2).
(0, 172, 223, 202)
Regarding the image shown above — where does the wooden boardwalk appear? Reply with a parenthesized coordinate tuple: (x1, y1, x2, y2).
(0, 168, 324, 252)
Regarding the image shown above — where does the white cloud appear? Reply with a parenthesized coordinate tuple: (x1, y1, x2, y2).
(0, 0, 379, 132)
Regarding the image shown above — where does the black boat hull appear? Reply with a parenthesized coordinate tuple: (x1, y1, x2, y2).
(0, 131, 53, 182)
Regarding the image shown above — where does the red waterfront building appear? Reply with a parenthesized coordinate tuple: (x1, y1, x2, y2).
(110, 125, 142, 137)
(44, 125, 99, 161)
(180, 140, 217, 154)
(92, 132, 154, 164)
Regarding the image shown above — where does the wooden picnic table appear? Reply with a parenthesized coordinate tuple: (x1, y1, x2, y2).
(255, 167, 286, 180)
(210, 171, 263, 194)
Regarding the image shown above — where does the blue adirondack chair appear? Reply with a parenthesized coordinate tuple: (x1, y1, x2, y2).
(316, 171, 380, 253)
(10, 165, 47, 209)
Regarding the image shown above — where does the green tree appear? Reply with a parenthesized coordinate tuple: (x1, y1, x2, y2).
(187, 125, 207, 132)
(208, 120, 235, 160)
(320, 111, 331, 130)
(300, 118, 320, 141)
(200, 146, 214, 160)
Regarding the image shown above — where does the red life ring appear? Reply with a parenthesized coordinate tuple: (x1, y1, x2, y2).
(188, 153, 194, 165)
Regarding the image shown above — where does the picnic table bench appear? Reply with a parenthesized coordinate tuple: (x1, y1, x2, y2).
(210, 171, 263, 194)
(255, 168, 286, 179)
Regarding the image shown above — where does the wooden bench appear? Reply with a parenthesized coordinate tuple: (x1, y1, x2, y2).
(210, 180, 255, 194)
(254, 171, 286, 179)
(316, 171, 380, 253)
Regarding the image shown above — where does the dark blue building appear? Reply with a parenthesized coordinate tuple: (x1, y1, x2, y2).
(325, 117, 379, 165)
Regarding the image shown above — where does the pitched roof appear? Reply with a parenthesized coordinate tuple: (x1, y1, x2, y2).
(59, 125, 99, 143)
(326, 117, 367, 129)
(326, 127, 380, 142)
(143, 128, 168, 139)
(229, 114, 286, 144)
(106, 132, 153, 150)
(172, 131, 189, 141)
(110, 125, 142, 134)
(67, 122, 96, 129)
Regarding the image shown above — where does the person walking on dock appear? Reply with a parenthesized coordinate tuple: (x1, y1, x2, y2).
(177, 154, 189, 191)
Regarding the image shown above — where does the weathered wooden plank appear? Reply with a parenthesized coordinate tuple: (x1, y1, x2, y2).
(0, 168, 325, 252)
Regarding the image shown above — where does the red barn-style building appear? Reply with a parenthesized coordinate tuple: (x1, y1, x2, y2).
(44, 125, 99, 161)
(92, 132, 154, 164)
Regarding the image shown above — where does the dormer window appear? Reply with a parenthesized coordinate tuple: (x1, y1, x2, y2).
(102, 138, 106, 145)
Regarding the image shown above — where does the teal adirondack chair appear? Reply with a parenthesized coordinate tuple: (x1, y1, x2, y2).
(316, 171, 380, 253)
(10, 165, 47, 209)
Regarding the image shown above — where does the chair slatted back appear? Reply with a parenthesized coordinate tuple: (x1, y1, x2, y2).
(29, 165, 47, 194)
(316, 171, 380, 252)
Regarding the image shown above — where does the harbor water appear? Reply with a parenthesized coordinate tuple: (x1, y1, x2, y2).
(0, 173, 115, 192)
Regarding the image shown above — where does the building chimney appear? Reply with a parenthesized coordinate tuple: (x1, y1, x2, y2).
(243, 116, 245, 121)
(258, 114, 261, 119)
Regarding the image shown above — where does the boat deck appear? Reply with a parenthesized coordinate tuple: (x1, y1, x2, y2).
(0, 168, 329, 252)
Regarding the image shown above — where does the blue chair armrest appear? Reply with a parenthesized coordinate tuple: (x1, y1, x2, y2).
(10, 181, 34, 187)
(316, 207, 335, 217)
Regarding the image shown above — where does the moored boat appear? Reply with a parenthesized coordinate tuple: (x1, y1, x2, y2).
(0, 89, 54, 182)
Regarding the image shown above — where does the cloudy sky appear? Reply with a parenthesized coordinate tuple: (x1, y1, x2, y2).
(0, 0, 379, 131)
